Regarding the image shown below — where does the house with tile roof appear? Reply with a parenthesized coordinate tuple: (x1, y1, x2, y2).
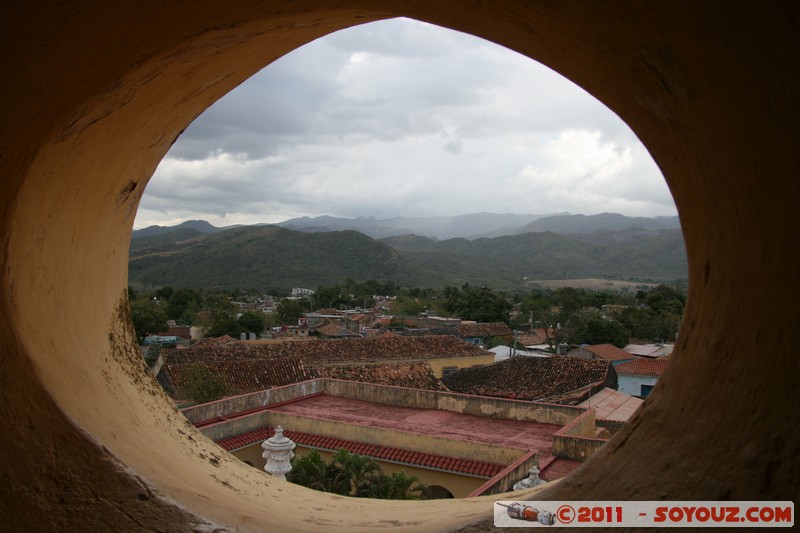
(458, 322, 514, 346)
(566, 343, 636, 365)
(313, 320, 359, 338)
(156, 335, 494, 399)
(158, 356, 312, 399)
(184, 378, 613, 499)
(440, 356, 617, 405)
(517, 327, 550, 347)
(615, 357, 670, 398)
(314, 362, 448, 391)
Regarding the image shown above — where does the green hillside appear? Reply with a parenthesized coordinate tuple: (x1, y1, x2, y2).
(128, 225, 687, 290)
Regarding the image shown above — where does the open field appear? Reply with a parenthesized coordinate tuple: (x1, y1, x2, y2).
(525, 278, 659, 291)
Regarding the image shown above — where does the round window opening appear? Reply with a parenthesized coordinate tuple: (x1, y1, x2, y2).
(130, 15, 684, 506)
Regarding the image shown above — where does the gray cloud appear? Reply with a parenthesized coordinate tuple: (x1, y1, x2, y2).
(135, 18, 676, 229)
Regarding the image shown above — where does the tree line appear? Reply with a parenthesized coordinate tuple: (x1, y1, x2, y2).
(128, 280, 685, 348)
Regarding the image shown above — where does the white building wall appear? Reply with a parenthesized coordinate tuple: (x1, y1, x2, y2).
(618, 374, 659, 397)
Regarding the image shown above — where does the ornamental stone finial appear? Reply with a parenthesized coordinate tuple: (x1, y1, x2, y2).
(513, 464, 546, 491)
(261, 426, 296, 480)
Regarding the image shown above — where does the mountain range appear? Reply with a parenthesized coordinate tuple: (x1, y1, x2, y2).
(133, 212, 680, 241)
(129, 212, 686, 290)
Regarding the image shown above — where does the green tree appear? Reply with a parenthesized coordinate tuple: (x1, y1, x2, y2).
(180, 365, 229, 403)
(563, 309, 630, 347)
(287, 449, 429, 500)
(315, 285, 351, 310)
(129, 299, 168, 343)
(442, 285, 511, 323)
(165, 287, 203, 323)
(204, 292, 236, 321)
(274, 299, 306, 325)
(238, 311, 266, 335)
(287, 449, 330, 492)
(329, 449, 384, 497)
(207, 318, 245, 338)
(154, 286, 174, 301)
(386, 471, 429, 500)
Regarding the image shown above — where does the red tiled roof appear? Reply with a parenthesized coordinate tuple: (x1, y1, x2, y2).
(315, 362, 448, 391)
(584, 344, 635, 362)
(458, 322, 513, 338)
(615, 358, 669, 377)
(441, 356, 613, 402)
(517, 328, 549, 345)
(314, 321, 359, 338)
(216, 427, 505, 478)
(315, 308, 342, 316)
(163, 356, 311, 398)
(161, 335, 491, 366)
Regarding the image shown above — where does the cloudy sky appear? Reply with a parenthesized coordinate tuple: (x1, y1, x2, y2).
(134, 18, 676, 229)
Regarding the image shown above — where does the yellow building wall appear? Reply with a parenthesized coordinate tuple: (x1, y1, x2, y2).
(426, 355, 494, 378)
(263, 411, 524, 464)
(231, 444, 486, 499)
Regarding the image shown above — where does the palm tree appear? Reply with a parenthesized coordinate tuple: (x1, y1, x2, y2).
(330, 449, 384, 497)
(286, 449, 329, 492)
(388, 471, 430, 500)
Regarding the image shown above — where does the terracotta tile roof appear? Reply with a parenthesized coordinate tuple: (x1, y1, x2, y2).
(615, 358, 669, 377)
(458, 322, 513, 338)
(163, 356, 311, 398)
(315, 308, 342, 316)
(162, 335, 491, 366)
(216, 427, 505, 478)
(158, 337, 490, 398)
(441, 356, 614, 402)
(315, 362, 448, 391)
(518, 328, 549, 345)
(583, 344, 635, 362)
(314, 321, 359, 338)
(191, 335, 242, 348)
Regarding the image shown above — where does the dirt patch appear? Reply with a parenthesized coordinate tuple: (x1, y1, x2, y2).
(526, 278, 659, 291)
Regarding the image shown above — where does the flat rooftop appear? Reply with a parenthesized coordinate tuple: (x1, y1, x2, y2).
(268, 393, 563, 459)
(578, 387, 643, 422)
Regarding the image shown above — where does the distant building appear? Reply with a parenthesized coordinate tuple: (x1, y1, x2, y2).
(489, 344, 549, 362)
(458, 322, 513, 346)
(313, 320, 359, 339)
(566, 344, 636, 365)
(623, 343, 674, 358)
(616, 358, 670, 398)
(291, 288, 315, 298)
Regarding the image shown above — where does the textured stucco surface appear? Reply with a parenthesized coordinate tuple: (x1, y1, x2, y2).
(1, 1, 798, 531)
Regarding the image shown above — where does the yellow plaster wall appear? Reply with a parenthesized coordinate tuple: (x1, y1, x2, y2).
(263, 412, 525, 465)
(232, 444, 486, 499)
(427, 355, 494, 378)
